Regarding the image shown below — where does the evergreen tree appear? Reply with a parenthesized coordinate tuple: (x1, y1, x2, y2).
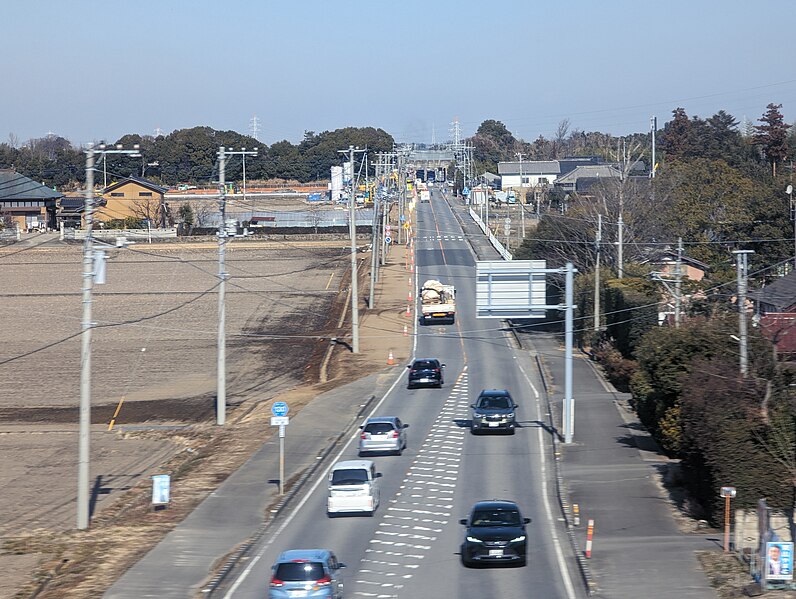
(754, 103, 790, 177)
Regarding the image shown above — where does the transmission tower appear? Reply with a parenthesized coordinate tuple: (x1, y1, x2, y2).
(249, 115, 261, 141)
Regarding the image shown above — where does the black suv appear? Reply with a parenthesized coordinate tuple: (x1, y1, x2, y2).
(459, 500, 530, 567)
(407, 358, 445, 389)
(470, 389, 516, 434)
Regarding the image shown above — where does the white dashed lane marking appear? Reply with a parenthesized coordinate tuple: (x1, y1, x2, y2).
(352, 371, 470, 597)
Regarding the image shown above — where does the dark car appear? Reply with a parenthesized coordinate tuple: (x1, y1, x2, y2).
(459, 500, 530, 567)
(407, 358, 445, 389)
(470, 389, 517, 434)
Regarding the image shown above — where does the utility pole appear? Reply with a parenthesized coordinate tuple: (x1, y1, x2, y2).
(674, 237, 683, 328)
(594, 214, 602, 333)
(78, 143, 139, 530)
(650, 116, 657, 178)
(734, 249, 754, 377)
(617, 213, 624, 279)
(216, 146, 258, 426)
(564, 262, 575, 444)
(516, 152, 526, 239)
(338, 145, 365, 353)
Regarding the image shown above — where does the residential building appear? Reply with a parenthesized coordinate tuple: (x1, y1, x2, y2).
(98, 177, 169, 225)
(0, 169, 62, 231)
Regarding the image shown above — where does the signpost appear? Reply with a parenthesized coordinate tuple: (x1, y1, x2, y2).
(272, 402, 289, 495)
(720, 486, 736, 553)
(152, 474, 170, 509)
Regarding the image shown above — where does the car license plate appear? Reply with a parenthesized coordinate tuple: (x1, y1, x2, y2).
(287, 591, 308, 598)
(488, 549, 503, 556)
(489, 422, 499, 427)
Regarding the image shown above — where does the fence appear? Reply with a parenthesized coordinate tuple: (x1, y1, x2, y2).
(468, 208, 512, 261)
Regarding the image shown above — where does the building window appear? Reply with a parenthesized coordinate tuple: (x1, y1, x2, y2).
(110, 192, 124, 197)
(139, 192, 153, 197)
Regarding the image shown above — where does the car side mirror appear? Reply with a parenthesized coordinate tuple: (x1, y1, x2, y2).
(376, 472, 383, 478)
(524, 517, 531, 524)
(459, 518, 467, 525)
(403, 423, 409, 429)
(469, 404, 475, 409)
(406, 365, 411, 369)
(441, 364, 446, 368)
(338, 562, 347, 569)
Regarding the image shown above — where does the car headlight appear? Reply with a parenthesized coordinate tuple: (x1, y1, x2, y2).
(466, 536, 484, 543)
(507, 412, 515, 418)
(473, 412, 484, 418)
(509, 535, 526, 543)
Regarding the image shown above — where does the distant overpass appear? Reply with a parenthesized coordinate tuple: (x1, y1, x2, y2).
(406, 149, 455, 181)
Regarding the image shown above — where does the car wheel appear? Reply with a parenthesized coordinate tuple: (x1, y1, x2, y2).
(395, 446, 403, 456)
(508, 427, 516, 435)
(470, 427, 478, 435)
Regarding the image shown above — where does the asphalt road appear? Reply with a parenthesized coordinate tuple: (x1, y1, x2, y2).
(222, 189, 584, 599)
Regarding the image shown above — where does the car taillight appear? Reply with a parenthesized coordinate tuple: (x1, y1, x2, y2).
(360, 432, 368, 439)
(270, 577, 284, 587)
(315, 575, 332, 587)
(391, 430, 399, 438)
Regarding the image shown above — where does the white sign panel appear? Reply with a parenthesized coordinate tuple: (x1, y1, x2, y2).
(476, 260, 548, 319)
(152, 474, 170, 505)
(271, 416, 289, 426)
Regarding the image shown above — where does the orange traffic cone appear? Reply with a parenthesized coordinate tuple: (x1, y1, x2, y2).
(405, 304, 411, 317)
(387, 350, 395, 365)
(403, 325, 408, 337)
(408, 290, 413, 301)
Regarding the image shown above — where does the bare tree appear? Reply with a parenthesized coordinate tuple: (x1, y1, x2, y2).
(7, 133, 19, 149)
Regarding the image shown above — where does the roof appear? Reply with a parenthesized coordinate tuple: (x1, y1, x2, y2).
(470, 499, 521, 509)
(554, 165, 622, 185)
(752, 271, 796, 312)
(0, 169, 62, 201)
(276, 549, 332, 562)
(407, 149, 455, 162)
(330, 459, 374, 471)
(498, 161, 560, 176)
(363, 416, 400, 423)
(103, 176, 168, 195)
(639, 250, 710, 272)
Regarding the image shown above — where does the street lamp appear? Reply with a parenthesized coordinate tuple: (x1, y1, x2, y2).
(78, 143, 140, 530)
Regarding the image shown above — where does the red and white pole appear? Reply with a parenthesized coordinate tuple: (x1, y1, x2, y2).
(585, 519, 595, 559)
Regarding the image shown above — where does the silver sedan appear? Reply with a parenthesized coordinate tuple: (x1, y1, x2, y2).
(358, 417, 408, 456)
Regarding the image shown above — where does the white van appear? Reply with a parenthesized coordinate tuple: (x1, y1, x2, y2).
(327, 460, 380, 516)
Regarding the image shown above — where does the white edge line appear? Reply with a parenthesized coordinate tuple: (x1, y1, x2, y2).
(516, 357, 578, 599)
(224, 362, 410, 597)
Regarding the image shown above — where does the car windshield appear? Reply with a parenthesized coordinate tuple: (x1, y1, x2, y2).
(274, 561, 326, 581)
(479, 396, 511, 409)
(331, 469, 369, 485)
(364, 422, 395, 434)
(413, 361, 437, 370)
(471, 509, 522, 527)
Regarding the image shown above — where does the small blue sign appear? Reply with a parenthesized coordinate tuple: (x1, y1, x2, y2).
(400, 215, 406, 221)
(385, 236, 392, 245)
(272, 401, 289, 417)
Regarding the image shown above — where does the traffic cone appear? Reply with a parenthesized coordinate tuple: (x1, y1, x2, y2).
(387, 350, 395, 365)
(408, 290, 413, 301)
(405, 304, 411, 317)
(403, 325, 408, 337)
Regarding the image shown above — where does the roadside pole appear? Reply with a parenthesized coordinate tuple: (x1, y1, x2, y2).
(272, 402, 289, 496)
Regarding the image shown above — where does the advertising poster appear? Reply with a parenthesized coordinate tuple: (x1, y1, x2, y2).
(766, 542, 794, 581)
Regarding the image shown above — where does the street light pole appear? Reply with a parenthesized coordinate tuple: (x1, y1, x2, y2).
(733, 249, 754, 377)
(78, 143, 139, 530)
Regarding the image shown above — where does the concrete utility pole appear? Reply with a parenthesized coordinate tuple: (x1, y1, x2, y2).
(564, 262, 576, 444)
(516, 152, 526, 238)
(734, 249, 754, 377)
(78, 143, 139, 530)
(216, 146, 258, 426)
(338, 145, 366, 353)
(594, 214, 602, 333)
(617, 213, 624, 279)
(674, 237, 683, 327)
(650, 116, 657, 178)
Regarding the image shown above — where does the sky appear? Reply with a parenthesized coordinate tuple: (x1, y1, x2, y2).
(3, 0, 795, 148)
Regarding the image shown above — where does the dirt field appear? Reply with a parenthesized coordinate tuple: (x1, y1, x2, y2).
(0, 225, 413, 598)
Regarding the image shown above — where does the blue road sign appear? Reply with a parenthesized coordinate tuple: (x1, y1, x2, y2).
(272, 401, 289, 417)
(385, 236, 392, 244)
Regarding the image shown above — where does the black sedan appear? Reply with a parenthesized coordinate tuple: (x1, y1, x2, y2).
(406, 358, 445, 389)
(460, 500, 530, 567)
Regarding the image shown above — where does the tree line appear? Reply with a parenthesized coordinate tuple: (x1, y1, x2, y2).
(0, 126, 395, 190)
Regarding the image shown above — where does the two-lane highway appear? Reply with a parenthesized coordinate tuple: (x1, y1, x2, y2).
(223, 187, 583, 598)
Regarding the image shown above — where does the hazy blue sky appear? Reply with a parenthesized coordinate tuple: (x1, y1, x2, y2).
(3, 0, 794, 147)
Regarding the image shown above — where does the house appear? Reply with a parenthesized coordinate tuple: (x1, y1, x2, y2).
(0, 169, 62, 231)
(751, 271, 796, 356)
(553, 164, 622, 194)
(640, 249, 709, 282)
(498, 161, 560, 189)
(98, 177, 169, 225)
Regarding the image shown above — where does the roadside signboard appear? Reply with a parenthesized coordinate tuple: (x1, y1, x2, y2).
(271, 416, 289, 426)
(476, 260, 548, 319)
(766, 542, 794, 581)
(272, 401, 289, 417)
(152, 474, 170, 505)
